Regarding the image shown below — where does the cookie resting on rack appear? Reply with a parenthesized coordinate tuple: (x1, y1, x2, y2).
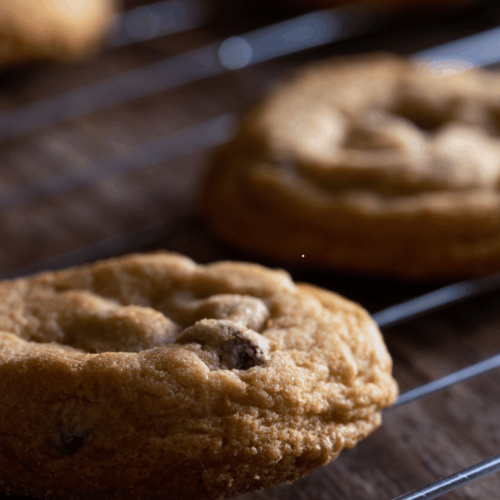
(0, 0, 117, 66)
(202, 54, 500, 280)
(0, 252, 397, 500)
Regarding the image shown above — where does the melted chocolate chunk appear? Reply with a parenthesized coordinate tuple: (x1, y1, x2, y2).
(59, 429, 90, 456)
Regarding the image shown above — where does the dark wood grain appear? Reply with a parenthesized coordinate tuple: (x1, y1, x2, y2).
(1, 1, 500, 499)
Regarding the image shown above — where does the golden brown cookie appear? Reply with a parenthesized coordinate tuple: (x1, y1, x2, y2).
(0, 0, 117, 65)
(0, 252, 396, 500)
(202, 54, 500, 280)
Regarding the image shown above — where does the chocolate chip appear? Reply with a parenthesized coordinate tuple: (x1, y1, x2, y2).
(176, 319, 270, 370)
(59, 429, 90, 456)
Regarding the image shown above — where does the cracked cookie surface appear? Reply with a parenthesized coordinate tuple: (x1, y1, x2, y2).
(202, 54, 500, 279)
(0, 251, 396, 500)
(0, 0, 117, 66)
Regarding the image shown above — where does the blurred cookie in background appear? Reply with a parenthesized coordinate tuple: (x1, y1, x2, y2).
(0, 0, 118, 66)
(202, 54, 500, 280)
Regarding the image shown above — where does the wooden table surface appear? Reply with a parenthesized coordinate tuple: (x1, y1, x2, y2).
(1, 1, 500, 498)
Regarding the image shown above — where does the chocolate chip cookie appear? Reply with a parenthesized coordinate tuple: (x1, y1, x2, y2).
(0, 251, 397, 500)
(202, 54, 500, 279)
(0, 0, 117, 66)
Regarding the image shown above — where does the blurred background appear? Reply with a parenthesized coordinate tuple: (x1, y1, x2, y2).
(2, 0, 500, 279)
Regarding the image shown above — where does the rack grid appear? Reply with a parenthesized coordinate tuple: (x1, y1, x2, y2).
(1, 1, 500, 498)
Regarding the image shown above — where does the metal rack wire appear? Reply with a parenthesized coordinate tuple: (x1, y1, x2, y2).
(0, 3, 381, 141)
(1, 2, 500, 499)
(4, 213, 500, 498)
(2, 6, 500, 213)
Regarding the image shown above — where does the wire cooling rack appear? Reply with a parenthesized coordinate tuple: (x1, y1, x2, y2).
(4, 213, 500, 499)
(1, 1, 500, 498)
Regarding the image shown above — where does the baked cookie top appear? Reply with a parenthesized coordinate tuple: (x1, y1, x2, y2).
(231, 54, 500, 222)
(0, 0, 117, 65)
(0, 252, 396, 500)
(202, 54, 500, 279)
